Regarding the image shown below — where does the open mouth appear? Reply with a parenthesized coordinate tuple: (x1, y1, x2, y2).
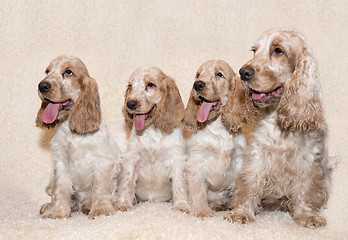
(41, 98, 73, 124)
(134, 104, 157, 131)
(197, 96, 220, 123)
(249, 86, 283, 101)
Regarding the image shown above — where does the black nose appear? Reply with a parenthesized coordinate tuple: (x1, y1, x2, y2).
(239, 67, 255, 81)
(193, 81, 206, 91)
(38, 81, 51, 93)
(127, 100, 138, 110)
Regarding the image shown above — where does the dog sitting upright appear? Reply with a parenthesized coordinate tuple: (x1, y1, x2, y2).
(116, 67, 190, 213)
(222, 29, 337, 228)
(182, 60, 246, 218)
(36, 55, 119, 219)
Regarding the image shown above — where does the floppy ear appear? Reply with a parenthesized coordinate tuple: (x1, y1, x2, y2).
(221, 76, 255, 132)
(154, 77, 185, 134)
(36, 102, 58, 129)
(276, 48, 324, 132)
(68, 77, 101, 134)
(181, 90, 200, 139)
(122, 86, 134, 138)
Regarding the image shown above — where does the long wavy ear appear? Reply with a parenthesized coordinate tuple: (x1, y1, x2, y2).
(154, 77, 185, 134)
(276, 48, 324, 132)
(122, 86, 134, 139)
(181, 90, 200, 139)
(68, 77, 101, 134)
(221, 76, 255, 132)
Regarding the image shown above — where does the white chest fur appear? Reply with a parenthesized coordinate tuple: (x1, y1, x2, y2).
(125, 126, 186, 202)
(249, 112, 327, 197)
(50, 121, 118, 199)
(186, 117, 245, 199)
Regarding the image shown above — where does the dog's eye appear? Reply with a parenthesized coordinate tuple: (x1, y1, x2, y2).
(64, 69, 74, 77)
(147, 82, 155, 88)
(45, 69, 49, 74)
(196, 72, 200, 78)
(274, 47, 283, 55)
(251, 47, 258, 55)
(216, 72, 225, 78)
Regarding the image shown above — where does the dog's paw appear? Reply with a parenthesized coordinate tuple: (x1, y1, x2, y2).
(210, 200, 229, 212)
(191, 206, 214, 218)
(81, 201, 92, 215)
(224, 210, 255, 224)
(294, 214, 327, 228)
(116, 203, 134, 212)
(88, 205, 115, 219)
(39, 202, 52, 215)
(41, 206, 70, 219)
(172, 203, 190, 214)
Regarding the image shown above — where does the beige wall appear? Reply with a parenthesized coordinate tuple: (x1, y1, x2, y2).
(0, 0, 347, 237)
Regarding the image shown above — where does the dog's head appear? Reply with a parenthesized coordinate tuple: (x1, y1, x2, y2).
(36, 55, 101, 134)
(123, 67, 184, 137)
(182, 60, 235, 137)
(238, 29, 324, 131)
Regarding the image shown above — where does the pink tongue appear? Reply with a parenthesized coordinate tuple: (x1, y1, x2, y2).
(197, 101, 213, 123)
(135, 114, 146, 131)
(252, 92, 266, 100)
(42, 103, 60, 124)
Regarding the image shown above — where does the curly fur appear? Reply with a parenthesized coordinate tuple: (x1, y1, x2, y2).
(223, 29, 336, 228)
(116, 67, 189, 213)
(183, 60, 246, 218)
(36, 55, 119, 219)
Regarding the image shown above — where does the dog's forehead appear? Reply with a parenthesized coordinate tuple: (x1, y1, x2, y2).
(215, 61, 231, 75)
(145, 66, 163, 76)
(199, 61, 217, 75)
(129, 67, 163, 85)
(199, 60, 229, 77)
(253, 30, 304, 52)
(48, 56, 80, 72)
(253, 31, 281, 52)
(129, 68, 146, 85)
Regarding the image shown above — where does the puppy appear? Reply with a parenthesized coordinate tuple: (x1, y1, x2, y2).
(182, 60, 246, 218)
(222, 29, 337, 228)
(36, 55, 119, 219)
(116, 67, 190, 213)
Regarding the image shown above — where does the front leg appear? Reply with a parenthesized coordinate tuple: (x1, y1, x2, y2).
(41, 161, 72, 219)
(224, 154, 265, 224)
(291, 161, 328, 228)
(40, 173, 55, 214)
(115, 155, 138, 212)
(88, 158, 116, 219)
(171, 168, 190, 214)
(186, 168, 213, 218)
(224, 175, 257, 224)
(168, 147, 190, 214)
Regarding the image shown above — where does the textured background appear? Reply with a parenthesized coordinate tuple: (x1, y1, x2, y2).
(0, 0, 347, 239)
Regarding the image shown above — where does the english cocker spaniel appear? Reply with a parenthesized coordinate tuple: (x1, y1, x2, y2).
(116, 67, 190, 213)
(36, 56, 120, 219)
(222, 29, 337, 228)
(182, 60, 246, 218)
